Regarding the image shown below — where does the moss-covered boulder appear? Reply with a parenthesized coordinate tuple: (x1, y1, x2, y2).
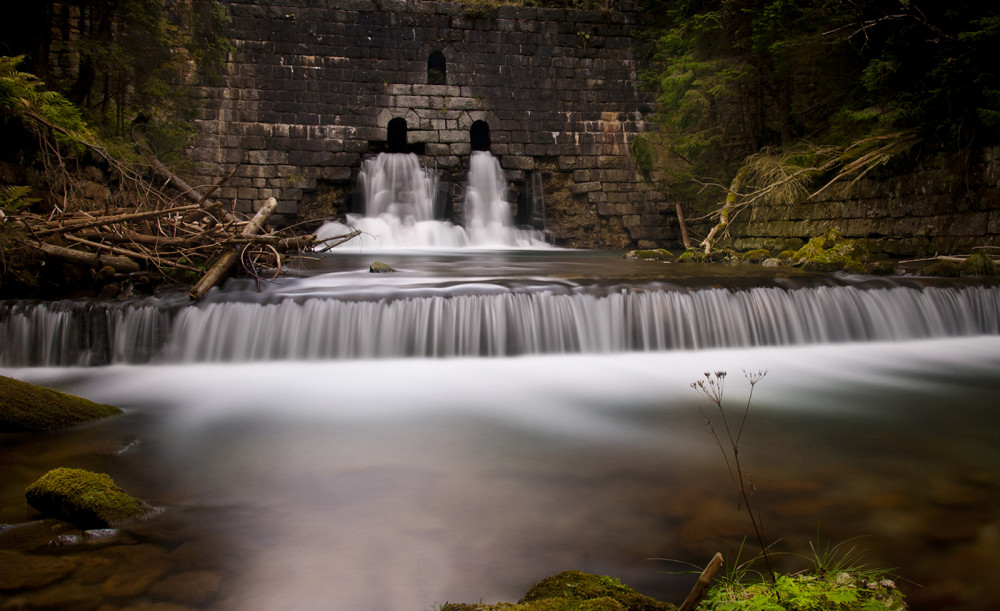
(623, 249, 674, 261)
(791, 230, 869, 273)
(441, 571, 675, 611)
(0, 375, 122, 432)
(369, 260, 396, 273)
(741, 249, 771, 264)
(25, 468, 155, 528)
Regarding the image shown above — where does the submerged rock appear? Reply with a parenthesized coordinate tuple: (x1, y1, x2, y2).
(25, 468, 155, 529)
(0, 375, 123, 432)
(441, 570, 675, 611)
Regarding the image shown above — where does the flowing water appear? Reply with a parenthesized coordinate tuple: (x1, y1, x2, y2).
(315, 152, 549, 250)
(2, 156, 1000, 609)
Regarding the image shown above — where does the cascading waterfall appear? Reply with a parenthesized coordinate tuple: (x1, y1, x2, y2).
(3, 283, 999, 366)
(314, 151, 549, 249)
(464, 151, 548, 246)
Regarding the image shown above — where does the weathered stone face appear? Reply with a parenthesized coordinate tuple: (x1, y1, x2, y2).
(187, 0, 673, 249)
(688, 147, 1000, 258)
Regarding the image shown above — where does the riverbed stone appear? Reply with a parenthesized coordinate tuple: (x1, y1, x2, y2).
(0, 375, 122, 432)
(148, 570, 222, 606)
(25, 468, 155, 529)
(0, 549, 76, 590)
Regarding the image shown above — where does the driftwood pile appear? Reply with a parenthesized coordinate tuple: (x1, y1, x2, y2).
(15, 164, 359, 300)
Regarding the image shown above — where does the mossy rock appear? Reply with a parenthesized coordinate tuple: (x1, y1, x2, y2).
(777, 250, 797, 262)
(963, 251, 995, 276)
(704, 248, 737, 264)
(0, 375, 123, 432)
(521, 571, 674, 611)
(623, 249, 674, 261)
(369, 260, 396, 273)
(791, 230, 869, 273)
(741, 249, 770, 263)
(865, 260, 898, 275)
(676, 249, 705, 263)
(25, 468, 155, 529)
(923, 260, 962, 277)
(440, 571, 675, 611)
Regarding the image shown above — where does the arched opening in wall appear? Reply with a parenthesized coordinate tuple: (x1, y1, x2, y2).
(387, 118, 407, 153)
(470, 120, 490, 152)
(427, 51, 446, 85)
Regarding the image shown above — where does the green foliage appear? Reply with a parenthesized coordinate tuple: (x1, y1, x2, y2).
(637, 0, 1000, 236)
(697, 571, 906, 611)
(0, 185, 41, 213)
(2, 1, 234, 159)
(963, 251, 995, 276)
(0, 55, 94, 146)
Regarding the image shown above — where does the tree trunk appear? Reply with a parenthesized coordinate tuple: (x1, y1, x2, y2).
(189, 197, 279, 300)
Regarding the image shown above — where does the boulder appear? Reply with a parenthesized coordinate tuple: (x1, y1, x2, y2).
(0, 375, 122, 432)
(369, 260, 396, 273)
(25, 468, 155, 529)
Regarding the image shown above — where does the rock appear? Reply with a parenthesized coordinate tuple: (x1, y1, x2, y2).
(441, 570, 674, 611)
(623, 249, 674, 261)
(25, 468, 155, 529)
(148, 570, 222, 605)
(0, 549, 76, 590)
(520, 571, 674, 611)
(19, 581, 103, 609)
(102, 559, 172, 598)
(762, 257, 783, 267)
(0, 375, 123, 432)
(369, 260, 396, 273)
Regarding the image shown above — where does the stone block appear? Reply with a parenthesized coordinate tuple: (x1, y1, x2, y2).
(503, 155, 535, 171)
(571, 181, 601, 194)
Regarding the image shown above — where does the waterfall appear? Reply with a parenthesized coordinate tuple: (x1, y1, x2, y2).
(3, 284, 999, 366)
(314, 152, 550, 249)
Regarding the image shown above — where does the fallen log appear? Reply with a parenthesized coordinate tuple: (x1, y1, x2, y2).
(33, 204, 201, 238)
(189, 197, 279, 300)
(26, 241, 141, 274)
(63, 235, 202, 273)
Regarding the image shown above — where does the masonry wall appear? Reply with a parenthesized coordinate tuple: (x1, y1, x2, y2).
(715, 147, 1000, 258)
(188, 0, 672, 249)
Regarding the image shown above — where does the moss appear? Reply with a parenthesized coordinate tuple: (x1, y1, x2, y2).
(865, 260, 897, 275)
(777, 249, 796, 262)
(521, 571, 673, 611)
(623, 249, 674, 261)
(741, 249, 770, 263)
(369, 260, 396, 273)
(699, 571, 906, 610)
(25, 468, 154, 528)
(705, 248, 737, 264)
(923, 260, 962, 277)
(963, 251, 995, 276)
(0, 375, 123, 432)
(676, 249, 705, 263)
(441, 571, 674, 611)
(791, 230, 869, 273)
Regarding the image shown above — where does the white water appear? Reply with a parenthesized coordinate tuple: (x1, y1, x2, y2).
(315, 152, 549, 250)
(3, 282, 999, 366)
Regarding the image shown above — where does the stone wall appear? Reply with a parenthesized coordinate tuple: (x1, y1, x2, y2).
(694, 147, 1000, 258)
(187, 0, 671, 248)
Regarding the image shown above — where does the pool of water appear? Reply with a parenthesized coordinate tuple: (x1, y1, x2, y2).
(4, 335, 1000, 609)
